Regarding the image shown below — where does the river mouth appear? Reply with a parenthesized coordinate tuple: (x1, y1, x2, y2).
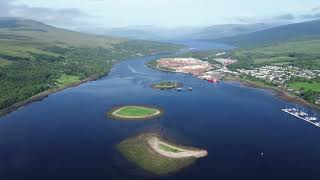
(0, 41, 320, 180)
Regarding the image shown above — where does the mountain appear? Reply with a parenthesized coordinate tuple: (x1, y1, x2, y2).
(85, 26, 162, 40)
(0, 17, 182, 112)
(189, 23, 280, 40)
(82, 25, 203, 41)
(0, 17, 125, 47)
(215, 19, 320, 47)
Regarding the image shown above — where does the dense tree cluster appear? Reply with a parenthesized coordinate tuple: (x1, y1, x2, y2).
(0, 42, 180, 110)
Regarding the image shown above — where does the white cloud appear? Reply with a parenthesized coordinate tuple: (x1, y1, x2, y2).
(2, 0, 320, 28)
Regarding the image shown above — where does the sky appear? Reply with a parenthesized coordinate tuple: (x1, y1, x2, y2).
(1, 0, 320, 29)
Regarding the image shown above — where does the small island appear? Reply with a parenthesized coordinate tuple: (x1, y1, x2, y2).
(117, 133, 208, 175)
(107, 105, 163, 120)
(151, 81, 183, 90)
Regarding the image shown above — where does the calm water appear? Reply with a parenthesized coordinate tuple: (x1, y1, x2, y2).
(0, 42, 320, 180)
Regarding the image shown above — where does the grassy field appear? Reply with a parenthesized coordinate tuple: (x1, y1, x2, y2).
(113, 106, 160, 118)
(229, 39, 320, 70)
(159, 143, 182, 153)
(253, 40, 320, 54)
(117, 134, 195, 175)
(56, 74, 80, 86)
(289, 82, 320, 92)
(253, 56, 296, 64)
(0, 58, 11, 66)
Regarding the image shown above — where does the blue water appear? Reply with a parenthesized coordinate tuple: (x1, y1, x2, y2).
(0, 42, 320, 180)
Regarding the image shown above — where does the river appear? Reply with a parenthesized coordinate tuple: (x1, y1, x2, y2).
(0, 41, 319, 180)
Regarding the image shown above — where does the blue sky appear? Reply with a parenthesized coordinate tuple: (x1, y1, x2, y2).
(3, 0, 320, 28)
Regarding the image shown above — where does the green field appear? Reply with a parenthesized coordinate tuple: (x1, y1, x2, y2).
(117, 134, 195, 175)
(0, 58, 11, 66)
(111, 106, 160, 119)
(289, 82, 320, 92)
(56, 74, 80, 86)
(228, 39, 320, 70)
(159, 143, 182, 153)
(253, 56, 296, 64)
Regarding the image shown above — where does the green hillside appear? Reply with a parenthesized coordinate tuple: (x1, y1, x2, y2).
(0, 18, 182, 111)
(216, 19, 320, 47)
(229, 39, 320, 70)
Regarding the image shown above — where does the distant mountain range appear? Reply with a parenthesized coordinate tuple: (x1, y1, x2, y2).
(81, 25, 202, 41)
(189, 23, 281, 40)
(214, 19, 320, 47)
(82, 23, 283, 41)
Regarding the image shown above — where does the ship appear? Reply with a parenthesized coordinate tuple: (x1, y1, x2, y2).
(282, 108, 319, 127)
(207, 78, 219, 83)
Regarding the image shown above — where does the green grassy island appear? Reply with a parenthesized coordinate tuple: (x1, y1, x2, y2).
(108, 106, 162, 120)
(151, 81, 182, 90)
(117, 133, 208, 175)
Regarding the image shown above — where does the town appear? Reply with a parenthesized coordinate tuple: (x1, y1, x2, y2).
(153, 56, 320, 105)
(237, 66, 320, 85)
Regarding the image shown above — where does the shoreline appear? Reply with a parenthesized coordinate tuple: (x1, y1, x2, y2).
(0, 52, 176, 118)
(225, 77, 320, 113)
(145, 59, 320, 113)
(0, 73, 109, 117)
(145, 62, 177, 73)
(107, 105, 164, 121)
(147, 136, 208, 159)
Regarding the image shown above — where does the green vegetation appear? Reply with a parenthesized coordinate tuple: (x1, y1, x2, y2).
(159, 143, 182, 153)
(115, 106, 159, 117)
(0, 58, 11, 66)
(56, 74, 80, 86)
(152, 81, 181, 89)
(109, 106, 162, 120)
(287, 81, 320, 103)
(146, 60, 176, 72)
(289, 82, 320, 92)
(0, 18, 182, 111)
(117, 134, 195, 175)
(228, 39, 320, 71)
(224, 39, 320, 105)
(216, 19, 320, 47)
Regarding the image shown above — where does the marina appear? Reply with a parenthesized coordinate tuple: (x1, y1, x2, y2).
(282, 108, 319, 127)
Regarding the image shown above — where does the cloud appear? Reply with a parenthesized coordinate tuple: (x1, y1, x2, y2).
(0, 0, 90, 28)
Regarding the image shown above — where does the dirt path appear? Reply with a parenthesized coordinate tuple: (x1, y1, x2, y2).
(147, 137, 208, 159)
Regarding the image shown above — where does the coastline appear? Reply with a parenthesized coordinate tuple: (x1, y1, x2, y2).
(0, 51, 178, 118)
(225, 77, 320, 113)
(145, 60, 320, 113)
(0, 73, 109, 117)
(145, 62, 177, 73)
(107, 105, 164, 121)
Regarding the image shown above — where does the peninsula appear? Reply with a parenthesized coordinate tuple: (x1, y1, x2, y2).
(117, 133, 208, 175)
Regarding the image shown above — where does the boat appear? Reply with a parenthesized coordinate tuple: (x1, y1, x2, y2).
(207, 78, 219, 83)
(188, 87, 193, 91)
(282, 107, 319, 127)
(176, 88, 182, 91)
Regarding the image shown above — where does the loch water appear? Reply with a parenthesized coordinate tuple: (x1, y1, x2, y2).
(0, 41, 319, 180)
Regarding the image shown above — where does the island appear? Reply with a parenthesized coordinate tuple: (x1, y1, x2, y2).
(151, 81, 183, 90)
(107, 105, 163, 120)
(117, 133, 208, 175)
